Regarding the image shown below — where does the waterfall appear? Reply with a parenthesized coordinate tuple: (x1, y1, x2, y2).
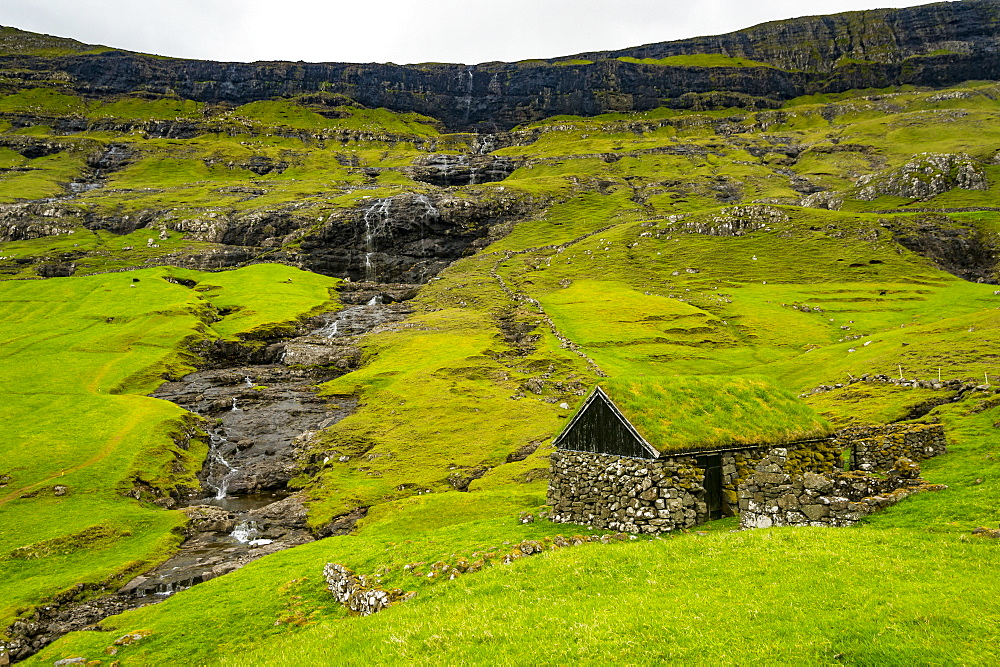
(244, 376, 253, 388)
(362, 197, 394, 282)
(206, 432, 238, 500)
(462, 67, 474, 121)
(230, 397, 239, 411)
(231, 520, 273, 546)
(414, 194, 440, 219)
(414, 194, 440, 278)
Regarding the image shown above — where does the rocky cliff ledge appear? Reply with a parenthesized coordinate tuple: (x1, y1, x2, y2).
(4, 2, 1000, 131)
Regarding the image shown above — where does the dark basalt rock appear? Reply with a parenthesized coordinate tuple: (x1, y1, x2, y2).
(5, 3, 1000, 131)
(409, 154, 518, 187)
(883, 214, 999, 284)
(295, 192, 527, 283)
(35, 262, 76, 278)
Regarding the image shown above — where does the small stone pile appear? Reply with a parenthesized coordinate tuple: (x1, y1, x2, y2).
(322, 563, 414, 617)
(835, 423, 947, 472)
(663, 205, 788, 237)
(323, 531, 637, 616)
(739, 449, 946, 529)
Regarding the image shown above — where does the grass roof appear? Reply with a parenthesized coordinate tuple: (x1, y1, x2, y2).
(599, 375, 832, 454)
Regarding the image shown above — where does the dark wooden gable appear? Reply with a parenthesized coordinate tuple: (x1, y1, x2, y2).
(554, 387, 659, 460)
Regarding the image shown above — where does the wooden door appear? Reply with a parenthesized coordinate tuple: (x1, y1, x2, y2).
(698, 455, 724, 521)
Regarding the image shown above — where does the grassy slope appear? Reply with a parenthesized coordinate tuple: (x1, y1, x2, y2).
(0, 264, 339, 630)
(30, 402, 1000, 665)
(6, 82, 1000, 663)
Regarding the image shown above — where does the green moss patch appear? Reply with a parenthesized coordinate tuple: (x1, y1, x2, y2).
(595, 375, 831, 453)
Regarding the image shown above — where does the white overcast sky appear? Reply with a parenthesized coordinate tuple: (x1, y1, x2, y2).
(0, 0, 941, 65)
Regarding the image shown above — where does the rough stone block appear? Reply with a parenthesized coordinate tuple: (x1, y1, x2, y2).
(803, 471, 834, 493)
(639, 488, 658, 502)
(777, 493, 799, 510)
(801, 504, 830, 520)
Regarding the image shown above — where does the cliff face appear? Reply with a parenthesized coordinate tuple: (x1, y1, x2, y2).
(2, 2, 1000, 131)
(568, 1, 1000, 71)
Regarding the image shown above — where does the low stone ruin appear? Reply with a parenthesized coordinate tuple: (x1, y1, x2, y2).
(739, 449, 946, 529)
(323, 563, 414, 616)
(836, 423, 947, 472)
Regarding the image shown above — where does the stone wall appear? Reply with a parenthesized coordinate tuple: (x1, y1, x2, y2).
(547, 441, 842, 534)
(836, 423, 947, 472)
(323, 563, 414, 616)
(739, 449, 946, 529)
(547, 451, 707, 534)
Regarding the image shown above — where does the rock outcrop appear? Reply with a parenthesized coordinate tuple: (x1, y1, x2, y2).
(853, 153, 988, 201)
(5, 3, 1000, 130)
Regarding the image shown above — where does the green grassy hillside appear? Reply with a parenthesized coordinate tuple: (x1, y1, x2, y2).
(1, 72, 999, 665)
(0, 265, 339, 631)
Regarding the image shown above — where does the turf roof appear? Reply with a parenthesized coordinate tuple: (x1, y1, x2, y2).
(587, 375, 832, 455)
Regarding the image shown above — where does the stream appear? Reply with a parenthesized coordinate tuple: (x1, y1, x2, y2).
(4, 285, 414, 662)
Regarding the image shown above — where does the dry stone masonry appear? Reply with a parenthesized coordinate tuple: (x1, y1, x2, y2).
(837, 423, 947, 472)
(548, 425, 945, 534)
(548, 451, 709, 533)
(739, 449, 947, 529)
(548, 442, 842, 534)
(323, 563, 414, 616)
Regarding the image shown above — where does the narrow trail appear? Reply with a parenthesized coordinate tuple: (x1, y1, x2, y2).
(487, 224, 620, 378)
(1, 351, 150, 507)
(0, 408, 146, 508)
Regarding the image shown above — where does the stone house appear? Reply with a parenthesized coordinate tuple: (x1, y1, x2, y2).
(547, 376, 838, 534)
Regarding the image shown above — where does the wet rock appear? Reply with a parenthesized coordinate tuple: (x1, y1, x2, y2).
(152, 363, 354, 495)
(86, 144, 133, 172)
(182, 505, 238, 534)
(409, 153, 517, 186)
(248, 493, 309, 529)
(280, 341, 361, 369)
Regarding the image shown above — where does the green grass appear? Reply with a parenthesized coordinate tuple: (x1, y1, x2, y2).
(618, 54, 776, 69)
(0, 27, 111, 57)
(595, 375, 830, 453)
(0, 151, 87, 203)
(0, 88, 87, 115)
(304, 300, 583, 526)
(0, 265, 340, 630)
(7, 76, 1000, 666)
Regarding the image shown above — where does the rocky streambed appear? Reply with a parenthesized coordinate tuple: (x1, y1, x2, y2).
(3, 283, 414, 662)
